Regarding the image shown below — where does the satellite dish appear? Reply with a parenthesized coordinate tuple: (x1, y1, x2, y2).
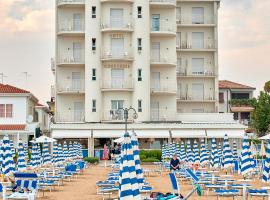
(27, 115, 33, 123)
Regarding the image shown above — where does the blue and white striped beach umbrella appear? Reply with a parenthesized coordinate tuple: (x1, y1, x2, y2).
(53, 142, 59, 165)
(162, 144, 166, 161)
(58, 143, 64, 163)
(1, 135, 16, 176)
(78, 143, 83, 159)
(233, 140, 238, 160)
(262, 139, 270, 182)
(63, 141, 69, 161)
(73, 142, 78, 159)
(68, 141, 74, 159)
(240, 134, 253, 175)
(223, 134, 234, 169)
(30, 143, 39, 169)
(0, 140, 3, 173)
(37, 144, 42, 166)
(200, 139, 209, 166)
(186, 140, 194, 164)
(180, 141, 187, 162)
(42, 142, 51, 165)
(210, 139, 219, 169)
(17, 141, 27, 171)
(217, 142, 223, 166)
(169, 143, 175, 158)
(119, 133, 141, 200)
(131, 133, 145, 188)
(9, 140, 15, 157)
(23, 142, 28, 158)
(193, 140, 200, 164)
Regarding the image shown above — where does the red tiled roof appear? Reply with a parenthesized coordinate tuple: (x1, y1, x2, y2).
(219, 80, 255, 90)
(0, 124, 26, 130)
(0, 84, 30, 94)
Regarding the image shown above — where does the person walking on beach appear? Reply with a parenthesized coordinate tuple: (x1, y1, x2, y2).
(170, 154, 180, 171)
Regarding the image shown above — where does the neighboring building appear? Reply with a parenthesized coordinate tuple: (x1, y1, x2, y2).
(219, 80, 256, 125)
(52, 0, 246, 156)
(0, 84, 51, 147)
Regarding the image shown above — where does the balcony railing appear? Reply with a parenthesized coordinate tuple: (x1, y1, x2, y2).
(177, 39, 216, 50)
(177, 14, 215, 25)
(58, 19, 85, 33)
(55, 110, 85, 123)
(101, 48, 133, 60)
(150, 0, 176, 4)
(57, 0, 85, 6)
(176, 69, 215, 77)
(57, 79, 85, 93)
(177, 94, 215, 101)
(151, 20, 176, 33)
(101, 80, 133, 90)
(57, 51, 85, 64)
(102, 109, 134, 122)
(101, 18, 133, 31)
(151, 79, 176, 93)
(150, 55, 176, 65)
(150, 108, 177, 121)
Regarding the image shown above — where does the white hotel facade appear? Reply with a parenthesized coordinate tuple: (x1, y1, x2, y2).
(52, 0, 246, 155)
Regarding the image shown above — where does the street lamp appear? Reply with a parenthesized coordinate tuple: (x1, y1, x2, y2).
(117, 107, 138, 134)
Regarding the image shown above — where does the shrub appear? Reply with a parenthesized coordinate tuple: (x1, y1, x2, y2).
(140, 154, 147, 160)
(139, 150, 162, 161)
(84, 157, 99, 164)
(141, 158, 160, 163)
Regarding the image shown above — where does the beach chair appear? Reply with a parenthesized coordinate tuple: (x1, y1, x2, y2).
(248, 189, 269, 200)
(215, 189, 240, 200)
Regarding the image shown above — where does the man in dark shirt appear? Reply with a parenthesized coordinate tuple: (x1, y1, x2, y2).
(170, 154, 180, 171)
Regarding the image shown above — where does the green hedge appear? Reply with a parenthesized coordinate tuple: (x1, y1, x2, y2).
(84, 157, 99, 164)
(141, 158, 160, 162)
(139, 150, 161, 161)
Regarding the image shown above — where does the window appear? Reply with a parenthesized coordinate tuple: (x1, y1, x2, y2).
(0, 104, 5, 118)
(192, 58, 204, 74)
(138, 100, 142, 112)
(110, 8, 124, 28)
(92, 68, 96, 81)
(219, 92, 224, 103)
(137, 6, 142, 18)
(231, 93, 250, 99)
(0, 104, 13, 118)
(92, 38, 96, 51)
(111, 38, 124, 57)
(176, 32, 181, 47)
(192, 7, 204, 24)
(137, 38, 142, 51)
(138, 69, 142, 81)
(92, 100, 96, 112)
(92, 6, 96, 18)
(192, 83, 204, 100)
(192, 32, 204, 49)
(111, 69, 124, 88)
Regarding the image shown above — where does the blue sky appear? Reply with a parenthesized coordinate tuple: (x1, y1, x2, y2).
(0, 0, 269, 103)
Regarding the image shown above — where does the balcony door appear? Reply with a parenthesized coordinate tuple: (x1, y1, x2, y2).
(192, 32, 204, 49)
(176, 32, 181, 48)
(151, 72, 160, 90)
(71, 72, 81, 90)
(151, 14, 160, 31)
(150, 101, 159, 121)
(73, 13, 82, 31)
(111, 100, 124, 120)
(192, 7, 204, 24)
(74, 102, 84, 122)
(73, 42, 81, 62)
(111, 69, 124, 88)
(192, 83, 204, 100)
(192, 58, 204, 74)
(111, 38, 124, 57)
(151, 42, 160, 62)
(110, 8, 124, 28)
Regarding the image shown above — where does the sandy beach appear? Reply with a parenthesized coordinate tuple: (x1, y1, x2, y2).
(39, 163, 267, 200)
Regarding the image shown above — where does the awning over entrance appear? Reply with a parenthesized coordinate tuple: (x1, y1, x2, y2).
(172, 130, 206, 138)
(52, 129, 91, 138)
(206, 129, 245, 138)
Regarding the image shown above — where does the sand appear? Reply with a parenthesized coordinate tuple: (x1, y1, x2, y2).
(39, 163, 268, 200)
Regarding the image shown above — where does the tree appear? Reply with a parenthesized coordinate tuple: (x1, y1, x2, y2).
(250, 90, 270, 137)
(264, 81, 270, 93)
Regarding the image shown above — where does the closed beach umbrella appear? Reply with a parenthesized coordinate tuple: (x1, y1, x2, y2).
(186, 140, 194, 164)
(260, 140, 266, 156)
(180, 141, 187, 162)
(78, 143, 83, 159)
(53, 142, 59, 165)
(240, 134, 253, 176)
(131, 133, 144, 188)
(30, 143, 39, 169)
(72, 142, 77, 159)
(63, 141, 69, 161)
(1, 135, 16, 176)
(232, 140, 238, 160)
(217, 143, 223, 166)
(169, 143, 174, 158)
(223, 134, 233, 169)
(58, 143, 64, 163)
(42, 142, 51, 165)
(200, 139, 208, 166)
(162, 144, 166, 161)
(68, 141, 74, 159)
(0, 140, 3, 173)
(10, 140, 15, 157)
(210, 138, 219, 169)
(193, 140, 200, 164)
(262, 139, 270, 182)
(118, 133, 141, 200)
(17, 141, 27, 171)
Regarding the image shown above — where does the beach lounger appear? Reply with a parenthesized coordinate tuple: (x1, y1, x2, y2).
(248, 189, 269, 200)
(215, 189, 240, 200)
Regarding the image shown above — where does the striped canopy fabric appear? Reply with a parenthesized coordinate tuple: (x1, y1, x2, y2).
(262, 139, 270, 183)
(58, 143, 64, 163)
(223, 134, 234, 169)
(30, 143, 40, 169)
(78, 143, 83, 159)
(176, 143, 180, 158)
(169, 143, 175, 158)
(193, 140, 200, 164)
(1, 135, 16, 176)
(240, 134, 254, 176)
(0, 140, 3, 173)
(180, 141, 187, 162)
(232, 140, 238, 160)
(42, 142, 51, 165)
(161, 144, 166, 161)
(37, 144, 42, 167)
(118, 133, 141, 200)
(53, 142, 59, 165)
(73, 142, 78, 159)
(63, 141, 69, 161)
(217, 143, 223, 167)
(131, 133, 145, 189)
(186, 140, 194, 164)
(17, 141, 27, 171)
(200, 139, 208, 166)
(9, 140, 15, 157)
(210, 139, 219, 169)
(68, 141, 74, 159)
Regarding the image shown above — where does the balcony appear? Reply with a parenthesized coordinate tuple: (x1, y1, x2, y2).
(176, 69, 216, 78)
(57, 52, 85, 67)
(101, 18, 133, 32)
(57, 0, 85, 8)
(102, 110, 134, 122)
(101, 80, 134, 92)
(150, 55, 176, 67)
(55, 110, 85, 123)
(57, 19, 85, 36)
(176, 94, 216, 103)
(150, 20, 176, 37)
(101, 48, 133, 62)
(176, 39, 216, 52)
(100, 0, 134, 3)
(149, 0, 176, 8)
(57, 79, 85, 94)
(151, 79, 177, 95)
(150, 108, 177, 121)
(177, 14, 216, 27)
